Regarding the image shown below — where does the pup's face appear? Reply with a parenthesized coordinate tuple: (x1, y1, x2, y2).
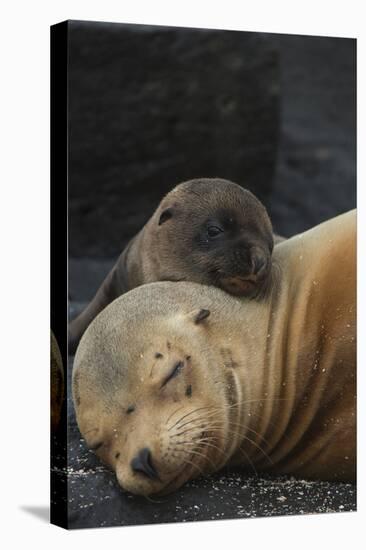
(154, 179, 274, 297)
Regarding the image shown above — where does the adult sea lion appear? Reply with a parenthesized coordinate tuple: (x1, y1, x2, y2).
(72, 209, 356, 496)
(69, 178, 275, 354)
(73, 210, 356, 494)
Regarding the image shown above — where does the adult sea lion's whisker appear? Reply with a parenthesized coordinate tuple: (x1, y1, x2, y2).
(208, 415, 285, 451)
(182, 458, 204, 476)
(211, 425, 274, 465)
(236, 446, 259, 477)
(165, 405, 185, 425)
(172, 412, 217, 432)
(170, 451, 205, 476)
(186, 439, 228, 461)
(175, 446, 217, 471)
(175, 437, 225, 456)
(207, 425, 260, 474)
(168, 405, 217, 431)
(224, 397, 293, 411)
(171, 416, 223, 436)
(247, 409, 293, 445)
(171, 406, 269, 440)
(223, 421, 273, 449)
(204, 412, 289, 453)
(178, 450, 216, 473)
(171, 399, 291, 430)
(169, 406, 215, 430)
(171, 426, 208, 439)
(240, 434, 274, 464)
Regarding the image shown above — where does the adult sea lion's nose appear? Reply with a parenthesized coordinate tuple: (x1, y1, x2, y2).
(131, 447, 159, 480)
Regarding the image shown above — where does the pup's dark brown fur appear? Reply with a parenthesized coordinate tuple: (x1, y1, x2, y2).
(69, 178, 274, 354)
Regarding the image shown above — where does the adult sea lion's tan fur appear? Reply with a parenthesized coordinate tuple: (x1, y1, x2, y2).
(73, 210, 356, 496)
(69, 178, 274, 354)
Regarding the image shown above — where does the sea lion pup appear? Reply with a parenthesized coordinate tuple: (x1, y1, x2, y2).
(73, 209, 356, 496)
(69, 178, 275, 354)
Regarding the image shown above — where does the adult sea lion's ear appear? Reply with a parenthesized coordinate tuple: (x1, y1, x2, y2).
(158, 208, 173, 225)
(191, 309, 211, 325)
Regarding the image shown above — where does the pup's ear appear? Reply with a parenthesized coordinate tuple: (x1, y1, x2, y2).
(158, 208, 174, 225)
(189, 309, 211, 325)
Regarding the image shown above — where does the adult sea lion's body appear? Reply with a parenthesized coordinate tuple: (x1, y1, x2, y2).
(69, 178, 275, 354)
(73, 210, 356, 496)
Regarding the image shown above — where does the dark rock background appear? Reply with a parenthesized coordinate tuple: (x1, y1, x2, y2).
(63, 21, 356, 529)
(68, 21, 280, 258)
(68, 21, 356, 261)
(269, 34, 356, 236)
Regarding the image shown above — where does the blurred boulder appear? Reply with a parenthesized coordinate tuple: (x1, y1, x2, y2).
(68, 21, 280, 257)
(268, 35, 356, 237)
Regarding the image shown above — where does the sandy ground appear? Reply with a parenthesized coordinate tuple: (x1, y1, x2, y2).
(62, 309, 356, 529)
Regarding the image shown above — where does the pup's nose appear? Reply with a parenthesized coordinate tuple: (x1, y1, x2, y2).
(131, 447, 159, 480)
(251, 252, 267, 277)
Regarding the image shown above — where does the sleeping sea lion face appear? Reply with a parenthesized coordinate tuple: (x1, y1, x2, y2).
(74, 308, 239, 496)
(154, 178, 274, 297)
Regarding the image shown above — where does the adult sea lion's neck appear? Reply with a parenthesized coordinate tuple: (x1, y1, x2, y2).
(231, 210, 356, 467)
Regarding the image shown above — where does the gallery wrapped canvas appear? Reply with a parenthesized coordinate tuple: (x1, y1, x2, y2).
(50, 20, 356, 529)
